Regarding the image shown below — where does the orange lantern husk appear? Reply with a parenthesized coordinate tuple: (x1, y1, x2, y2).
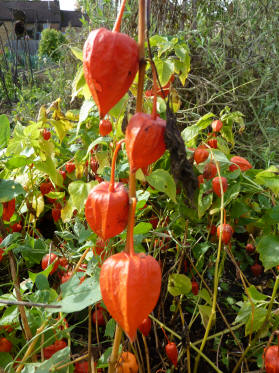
(83, 0, 139, 119)
(85, 140, 129, 240)
(125, 62, 166, 173)
(100, 199, 162, 341)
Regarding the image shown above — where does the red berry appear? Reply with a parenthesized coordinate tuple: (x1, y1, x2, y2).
(207, 138, 218, 148)
(0, 337, 12, 352)
(229, 156, 252, 172)
(211, 120, 223, 132)
(59, 170, 67, 180)
(264, 345, 279, 373)
(165, 342, 178, 367)
(191, 281, 199, 295)
(150, 215, 159, 229)
(40, 182, 54, 196)
(42, 128, 51, 140)
(251, 263, 263, 277)
(138, 317, 151, 336)
(52, 208, 61, 222)
(41, 253, 59, 275)
(212, 177, 228, 197)
(92, 308, 106, 326)
(2, 199, 15, 221)
(99, 119, 112, 136)
(209, 225, 217, 235)
(217, 224, 233, 244)
(90, 158, 99, 173)
(198, 175, 204, 187)
(203, 161, 217, 180)
(43, 339, 67, 359)
(75, 361, 88, 373)
(65, 162, 76, 174)
(194, 147, 209, 164)
(60, 271, 72, 283)
(245, 243, 255, 253)
(11, 223, 22, 233)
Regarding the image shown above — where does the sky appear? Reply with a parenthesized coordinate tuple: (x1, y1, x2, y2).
(42, 0, 77, 11)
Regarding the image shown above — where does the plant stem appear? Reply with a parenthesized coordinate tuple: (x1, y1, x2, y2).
(136, 0, 146, 113)
(193, 160, 224, 373)
(125, 198, 137, 255)
(16, 321, 47, 372)
(232, 275, 279, 373)
(88, 306, 92, 373)
(150, 61, 157, 120)
(113, 0, 127, 32)
(142, 334, 151, 373)
(8, 252, 36, 362)
(108, 324, 123, 373)
(109, 139, 125, 192)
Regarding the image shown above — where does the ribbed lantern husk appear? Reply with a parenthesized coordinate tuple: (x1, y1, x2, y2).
(83, 0, 139, 119)
(99, 198, 162, 341)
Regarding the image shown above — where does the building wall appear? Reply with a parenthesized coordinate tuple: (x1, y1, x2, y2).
(0, 22, 14, 46)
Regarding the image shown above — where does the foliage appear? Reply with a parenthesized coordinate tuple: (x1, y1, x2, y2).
(38, 29, 67, 62)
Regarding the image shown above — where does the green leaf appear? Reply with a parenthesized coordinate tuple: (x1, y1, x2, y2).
(168, 274, 192, 296)
(155, 59, 174, 86)
(21, 347, 71, 373)
(199, 288, 212, 305)
(257, 235, 279, 270)
(68, 181, 97, 213)
(55, 275, 102, 313)
(174, 53, 191, 86)
(245, 307, 267, 336)
(98, 347, 113, 368)
(77, 99, 95, 135)
(134, 222, 152, 235)
(5, 156, 31, 170)
(198, 189, 213, 219)
(70, 46, 83, 61)
(104, 318, 116, 338)
(0, 115, 10, 149)
(256, 167, 279, 196)
(0, 352, 12, 370)
(247, 286, 267, 303)
(0, 180, 26, 202)
(210, 149, 231, 164)
(35, 157, 63, 187)
(181, 113, 215, 145)
(146, 169, 176, 202)
(198, 305, 215, 329)
(210, 183, 241, 215)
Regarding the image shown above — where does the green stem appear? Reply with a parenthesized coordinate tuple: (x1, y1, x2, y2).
(109, 139, 125, 192)
(193, 160, 224, 373)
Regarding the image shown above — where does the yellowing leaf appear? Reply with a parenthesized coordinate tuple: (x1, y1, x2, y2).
(32, 193, 44, 217)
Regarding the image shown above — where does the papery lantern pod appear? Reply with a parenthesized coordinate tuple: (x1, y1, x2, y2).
(85, 140, 129, 240)
(264, 334, 279, 373)
(125, 62, 166, 172)
(229, 156, 252, 172)
(100, 199, 162, 341)
(83, 0, 139, 119)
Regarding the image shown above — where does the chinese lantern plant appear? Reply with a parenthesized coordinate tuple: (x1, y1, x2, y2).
(83, 0, 139, 119)
(264, 334, 279, 373)
(85, 140, 129, 240)
(99, 198, 162, 341)
(125, 62, 166, 173)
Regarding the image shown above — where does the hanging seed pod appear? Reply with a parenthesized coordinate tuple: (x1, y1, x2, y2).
(100, 199, 161, 341)
(165, 342, 178, 367)
(125, 62, 166, 172)
(83, 0, 139, 119)
(85, 140, 129, 240)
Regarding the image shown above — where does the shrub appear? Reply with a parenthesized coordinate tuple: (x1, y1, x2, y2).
(38, 28, 67, 62)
